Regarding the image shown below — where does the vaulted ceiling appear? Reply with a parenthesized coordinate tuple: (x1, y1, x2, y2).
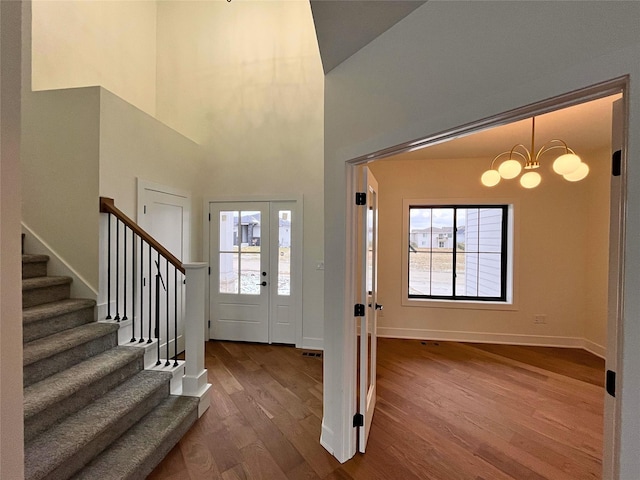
(310, 0, 426, 74)
(309, 1, 617, 160)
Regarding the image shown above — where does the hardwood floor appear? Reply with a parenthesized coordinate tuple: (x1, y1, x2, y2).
(148, 339, 605, 480)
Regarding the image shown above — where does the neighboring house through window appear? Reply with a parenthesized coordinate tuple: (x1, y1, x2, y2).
(408, 204, 509, 302)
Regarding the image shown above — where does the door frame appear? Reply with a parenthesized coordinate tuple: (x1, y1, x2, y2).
(136, 178, 192, 354)
(340, 77, 629, 465)
(137, 178, 191, 262)
(204, 194, 304, 347)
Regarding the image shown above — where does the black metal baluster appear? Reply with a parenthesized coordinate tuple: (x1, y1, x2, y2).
(139, 238, 145, 343)
(123, 225, 128, 321)
(155, 258, 161, 366)
(114, 220, 120, 321)
(165, 259, 170, 366)
(147, 245, 152, 343)
(106, 214, 112, 320)
(131, 230, 136, 342)
(174, 267, 179, 367)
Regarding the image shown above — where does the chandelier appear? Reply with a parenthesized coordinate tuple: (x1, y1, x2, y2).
(481, 117, 589, 189)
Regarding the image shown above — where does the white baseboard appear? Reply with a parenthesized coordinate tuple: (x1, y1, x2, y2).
(22, 223, 98, 301)
(301, 337, 324, 351)
(582, 338, 606, 359)
(377, 327, 606, 357)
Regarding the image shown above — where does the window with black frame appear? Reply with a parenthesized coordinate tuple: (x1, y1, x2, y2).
(408, 205, 508, 301)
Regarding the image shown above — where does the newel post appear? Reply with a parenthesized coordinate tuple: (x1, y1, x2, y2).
(182, 262, 211, 417)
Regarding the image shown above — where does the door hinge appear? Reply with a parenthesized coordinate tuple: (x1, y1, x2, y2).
(606, 369, 616, 397)
(209, 213, 211, 221)
(144, 205, 147, 214)
(612, 149, 622, 177)
(354, 303, 365, 317)
(355, 192, 366, 206)
(208, 267, 211, 275)
(208, 320, 211, 329)
(353, 413, 364, 428)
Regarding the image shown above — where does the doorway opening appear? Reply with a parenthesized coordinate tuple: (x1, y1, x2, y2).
(345, 78, 627, 477)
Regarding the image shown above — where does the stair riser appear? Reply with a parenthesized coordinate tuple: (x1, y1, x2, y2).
(128, 404, 198, 480)
(23, 284, 70, 308)
(23, 306, 95, 344)
(22, 261, 48, 279)
(44, 382, 171, 480)
(24, 332, 118, 387)
(24, 356, 145, 443)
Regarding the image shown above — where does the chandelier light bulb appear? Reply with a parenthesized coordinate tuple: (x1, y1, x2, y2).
(520, 171, 541, 189)
(552, 153, 581, 175)
(563, 162, 589, 182)
(481, 169, 501, 187)
(498, 159, 522, 179)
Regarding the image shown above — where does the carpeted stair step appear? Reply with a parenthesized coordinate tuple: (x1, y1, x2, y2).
(22, 254, 49, 279)
(23, 298, 96, 343)
(23, 322, 119, 387)
(24, 346, 145, 442)
(24, 369, 173, 480)
(72, 395, 199, 480)
(23, 275, 72, 308)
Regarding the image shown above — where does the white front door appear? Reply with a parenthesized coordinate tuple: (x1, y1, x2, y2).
(209, 201, 298, 344)
(358, 167, 379, 453)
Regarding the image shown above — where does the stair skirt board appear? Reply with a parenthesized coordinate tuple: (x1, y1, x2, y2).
(22, 247, 200, 480)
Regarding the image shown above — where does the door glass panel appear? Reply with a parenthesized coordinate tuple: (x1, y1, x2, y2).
(219, 211, 238, 251)
(219, 253, 238, 294)
(366, 206, 374, 294)
(278, 210, 291, 296)
(239, 211, 261, 251)
(240, 253, 261, 295)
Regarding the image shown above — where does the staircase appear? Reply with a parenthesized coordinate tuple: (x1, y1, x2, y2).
(22, 247, 199, 480)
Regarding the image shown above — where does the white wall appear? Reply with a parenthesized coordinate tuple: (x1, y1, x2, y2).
(31, 0, 157, 116)
(156, 0, 325, 347)
(21, 86, 102, 291)
(0, 1, 24, 477)
(99, 88, 206, 260)
(322, 1, 640, 471)
(368, 147, 610, 353)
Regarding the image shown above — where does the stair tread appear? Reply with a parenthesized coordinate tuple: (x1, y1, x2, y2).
(24, 370, 172, 480)
(24, 346, 144, 420)
(23, 298, 96, 325)
(22, 253, 49, 263)
(22, 275, 72, 291)
(72, 395, 199, 480)
(23, 322, 119, 367)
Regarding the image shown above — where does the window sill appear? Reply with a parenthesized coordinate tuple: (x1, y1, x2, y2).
(402, 297, 518, 311)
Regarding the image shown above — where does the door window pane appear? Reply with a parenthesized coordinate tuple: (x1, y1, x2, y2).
(219, 252, 238, 294)
(240, 211, 261, 251)
(278, 210, 291, 296)
(240, 253, 261, 295)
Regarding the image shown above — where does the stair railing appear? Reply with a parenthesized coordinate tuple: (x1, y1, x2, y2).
(100, 197, 211, 412)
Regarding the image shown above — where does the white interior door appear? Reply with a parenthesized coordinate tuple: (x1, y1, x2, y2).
(210, 202, 271, 343)
(137, 182, 190, 355)
(358, 167, 379, 453)
(603, 98, 624, 478)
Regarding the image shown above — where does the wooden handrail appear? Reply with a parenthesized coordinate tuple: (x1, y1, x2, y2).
(100, 197, 185, 274)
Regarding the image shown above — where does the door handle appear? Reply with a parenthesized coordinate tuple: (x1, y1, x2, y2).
(257, 281, 267, 286)
(375, 303, 384, 311)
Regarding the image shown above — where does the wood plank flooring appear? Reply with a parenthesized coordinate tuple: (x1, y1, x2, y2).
(148, 339, 604, 480)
